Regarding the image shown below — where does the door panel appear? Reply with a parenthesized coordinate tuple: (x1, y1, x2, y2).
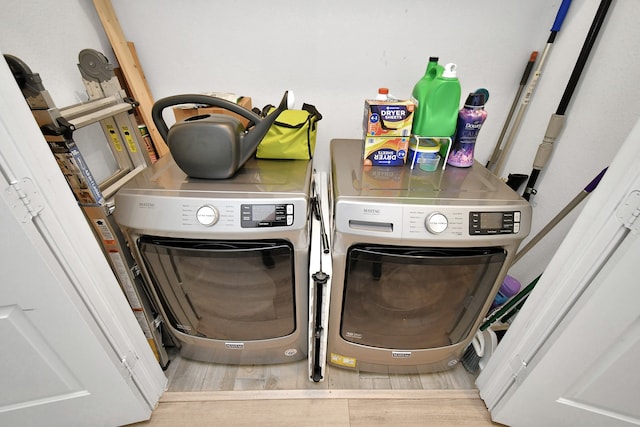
(0, 305, 87, 409)
(0, 189, 155, 426)
(492, 233, 640, 426)
(562, 325, 640, 419)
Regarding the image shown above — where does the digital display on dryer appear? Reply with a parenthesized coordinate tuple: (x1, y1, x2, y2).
(470, 211, 520, 234)
(252, 205, 276, 222)
(480, 212, 503, 229)
(241, 204, 293, 227)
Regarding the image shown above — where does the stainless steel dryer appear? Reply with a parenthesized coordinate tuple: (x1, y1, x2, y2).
(327, 139, 532, 374)
(114, 154, 312, 365)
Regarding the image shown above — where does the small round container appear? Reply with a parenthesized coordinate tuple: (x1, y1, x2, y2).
(408, 138, 441, 171)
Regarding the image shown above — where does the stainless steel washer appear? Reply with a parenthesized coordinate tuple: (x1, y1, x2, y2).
(327, 139, 532, 373)
(115, 154, 312, 365)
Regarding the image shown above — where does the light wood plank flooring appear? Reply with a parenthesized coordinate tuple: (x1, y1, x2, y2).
(131, 390, 501, 426)
(127, 348, 502, 426)
(163, 348, 478, 391)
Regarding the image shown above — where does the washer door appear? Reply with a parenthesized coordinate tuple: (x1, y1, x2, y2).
(138, 237, 296, 341)
(341, 245, 506, 349)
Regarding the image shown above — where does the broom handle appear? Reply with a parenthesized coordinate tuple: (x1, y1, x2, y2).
(491, 0, 572, 177)
(512, 168, 607, 265)
(480, 275, 542, 331)
(523, 0, 614, 200)
(486, 51, 538, 170)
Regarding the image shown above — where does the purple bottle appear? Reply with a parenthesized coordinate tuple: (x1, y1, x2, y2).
(447, 92, 487, 167)
(490, 275, 521, 310)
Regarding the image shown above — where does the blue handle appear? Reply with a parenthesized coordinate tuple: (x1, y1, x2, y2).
(551, 0, 572, 32)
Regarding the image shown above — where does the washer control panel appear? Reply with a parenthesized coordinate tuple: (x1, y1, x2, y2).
(469, 211, 521, 235)
(241, 203, 295, 228)
(335, 201, 531, 241)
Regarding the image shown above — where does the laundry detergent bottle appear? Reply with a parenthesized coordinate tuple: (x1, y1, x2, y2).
(447, 92, 487, 168)
(411, 58, 461, 138)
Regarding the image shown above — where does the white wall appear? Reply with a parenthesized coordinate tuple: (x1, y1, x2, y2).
(2, 0, 639, 288)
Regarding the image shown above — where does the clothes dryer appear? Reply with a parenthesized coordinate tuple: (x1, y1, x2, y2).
(327, 139, 532, 373)
(115, 154, 312, 365)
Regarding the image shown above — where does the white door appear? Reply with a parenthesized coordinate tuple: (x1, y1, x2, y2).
(477, 118, 640, 426)
(0, 53, 166, 426)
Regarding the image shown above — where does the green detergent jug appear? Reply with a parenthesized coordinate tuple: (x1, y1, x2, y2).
(411, 58, 461, 138)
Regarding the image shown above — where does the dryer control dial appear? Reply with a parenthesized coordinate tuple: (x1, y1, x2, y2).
(196, 205, 218, 226)
(425, 212, 448, 234)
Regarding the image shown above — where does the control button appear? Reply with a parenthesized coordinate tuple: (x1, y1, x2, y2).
(286, 204, 294, 214)
(513, 223, 520, 233)
(287, 215, 294, 226)
(514, 211, 521, 222)
(196, 205, 218, 226)
(425, 212, 448, 234)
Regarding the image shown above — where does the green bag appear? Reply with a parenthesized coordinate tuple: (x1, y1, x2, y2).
(256, 103, 322, 159)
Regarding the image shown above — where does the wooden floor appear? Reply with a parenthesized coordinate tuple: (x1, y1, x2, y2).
(163, 347, 481, 391)
(127, 348, 502, 426)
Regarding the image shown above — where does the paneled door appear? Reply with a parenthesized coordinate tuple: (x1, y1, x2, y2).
(477, 118, 640, 427)
(0, 52, 165, 427)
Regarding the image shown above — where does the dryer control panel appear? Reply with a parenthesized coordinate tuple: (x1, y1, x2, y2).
(469, 211, 522, 235)
(241, 203, 295, 228)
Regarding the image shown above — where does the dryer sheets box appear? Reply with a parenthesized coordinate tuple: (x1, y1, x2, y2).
(363, 99, 415, 138)
(363, 136, 410, 166)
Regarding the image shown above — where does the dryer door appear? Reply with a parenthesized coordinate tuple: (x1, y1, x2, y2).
(138, 237, 296, 341)
(341, 245, 506, 349)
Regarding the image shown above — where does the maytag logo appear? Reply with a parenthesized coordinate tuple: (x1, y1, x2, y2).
(345, 331, 363, 340)
(138, 202, 154, 209)
(363, 208, 380, 215)
(392, 351, 412, 358)
(225, 342, 245, 350)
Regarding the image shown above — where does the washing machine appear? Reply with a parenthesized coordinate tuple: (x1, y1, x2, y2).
(327, 138, 532, 373)
(114, 153, 313, 365)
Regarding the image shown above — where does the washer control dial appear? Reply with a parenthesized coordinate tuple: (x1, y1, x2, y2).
(426, 212, 448, 234)
(196, 205, 218, 226)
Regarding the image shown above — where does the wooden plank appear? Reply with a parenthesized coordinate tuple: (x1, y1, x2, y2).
(131, 399, 351, 427)
(159, 389, 485, 402)
(92, 0, 169, 157)
(127, 42, 154, 103)
(348, 398, 497, 426)
(130, 391, 498, 427)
